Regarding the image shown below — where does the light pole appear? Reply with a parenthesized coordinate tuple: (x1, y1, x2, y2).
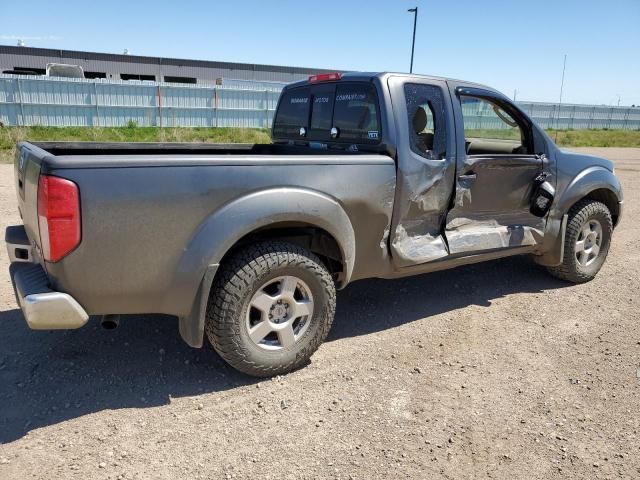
(408, 7, 418, 73)
(555, 54, 567, 141)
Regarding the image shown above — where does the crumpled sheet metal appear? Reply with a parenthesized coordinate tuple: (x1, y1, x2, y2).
(391, 223, 449, 267)
(389, 82, 456, 268)
(379, 227, 390, 251)
(445, 217, 544, 254)
(390, 162, 454, 266)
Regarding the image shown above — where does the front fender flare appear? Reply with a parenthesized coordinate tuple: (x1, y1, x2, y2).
(555, 166, 622, 218)
(169, 187, 356, 347)
(535, 166, 622, 266)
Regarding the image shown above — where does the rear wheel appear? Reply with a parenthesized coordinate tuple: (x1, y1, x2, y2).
(547, 199, 613, 283)
(205, 241, 336, 377)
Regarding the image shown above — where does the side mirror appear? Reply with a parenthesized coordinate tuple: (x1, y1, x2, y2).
(530, 173, 555, 217)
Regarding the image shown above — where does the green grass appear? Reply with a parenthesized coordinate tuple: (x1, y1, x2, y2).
(545, 129, 640, 148)
(0, 126, 271, 163)
(466, 128, 640, 147)
(1, 126, 639, 164)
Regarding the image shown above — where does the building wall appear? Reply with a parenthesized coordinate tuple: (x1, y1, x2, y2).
(0, 45, 331, 84)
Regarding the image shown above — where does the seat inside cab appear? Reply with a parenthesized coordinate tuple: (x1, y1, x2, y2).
(412, 105, 435, 152)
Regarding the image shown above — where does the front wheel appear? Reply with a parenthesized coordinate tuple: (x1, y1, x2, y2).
(205, 241, 336, 377)
(546, 199, 613, 283)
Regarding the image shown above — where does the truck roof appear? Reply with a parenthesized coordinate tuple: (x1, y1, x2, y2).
(284, 71, 499, 96)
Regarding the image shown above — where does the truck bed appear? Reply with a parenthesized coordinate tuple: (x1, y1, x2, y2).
(15, 140, 396, 322)
(31, 141, 346, 156)
(26, 141, 393, 170)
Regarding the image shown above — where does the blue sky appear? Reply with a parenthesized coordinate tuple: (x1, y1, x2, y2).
(2, 0, 639, 105)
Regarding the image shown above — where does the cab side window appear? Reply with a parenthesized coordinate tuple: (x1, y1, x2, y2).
(404, 83, 447, 160)
(460, 95, 532, 155)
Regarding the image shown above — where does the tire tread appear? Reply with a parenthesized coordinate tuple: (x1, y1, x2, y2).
(547, 199, 612, 283)
(205, 241, 336, 377)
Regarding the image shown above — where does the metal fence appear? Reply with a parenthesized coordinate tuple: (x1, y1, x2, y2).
(1, 73, 639, 130)
(457, 99, 640, 131)
(0, 74, 283, 128)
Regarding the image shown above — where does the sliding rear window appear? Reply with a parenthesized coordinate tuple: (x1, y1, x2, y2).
(273, 87, 311, 138)
(333, 84, 380, 144)
(273, 82, 381, 145)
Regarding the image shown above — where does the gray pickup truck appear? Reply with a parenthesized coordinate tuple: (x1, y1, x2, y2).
(6, 72, 623, 376)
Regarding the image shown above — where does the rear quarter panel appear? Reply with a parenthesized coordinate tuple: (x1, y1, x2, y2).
(44, 156, 396, 317)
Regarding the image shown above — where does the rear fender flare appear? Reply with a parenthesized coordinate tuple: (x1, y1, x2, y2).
(169, 188, 356, 346)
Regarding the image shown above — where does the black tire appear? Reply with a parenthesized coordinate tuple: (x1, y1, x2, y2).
(547, 199, 613, 283)
(205, 241, 336, 377)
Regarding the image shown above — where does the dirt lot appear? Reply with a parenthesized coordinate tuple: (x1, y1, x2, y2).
(0, 147, 638, 479)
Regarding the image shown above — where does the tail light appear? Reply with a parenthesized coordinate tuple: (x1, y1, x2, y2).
(308, 72, 342, 83)
(37, 175, 81, 262)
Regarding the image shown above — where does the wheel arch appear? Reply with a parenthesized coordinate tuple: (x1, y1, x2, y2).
(556, 166, 622, 224)
(220, 221, 345, 283)
(582, 188, 621, 227)
(536, 166, 622, 267)
(172, 187, 355, 348)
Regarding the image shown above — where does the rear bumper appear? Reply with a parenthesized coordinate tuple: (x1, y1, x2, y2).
(6, 224, 35, 263)
(7, 226, 88, 330)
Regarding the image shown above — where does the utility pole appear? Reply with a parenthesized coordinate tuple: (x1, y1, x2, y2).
(408, 7, 418, 73)
(555, 54, 567, 141)
(513, 89, 517, 102)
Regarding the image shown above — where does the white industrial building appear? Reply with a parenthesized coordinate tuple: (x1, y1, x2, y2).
(0, 45, 331, 85)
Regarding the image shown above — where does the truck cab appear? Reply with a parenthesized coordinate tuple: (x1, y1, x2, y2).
(270, 72, 620, 272)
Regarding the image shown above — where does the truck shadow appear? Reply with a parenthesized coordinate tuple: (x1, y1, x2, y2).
(329, 255, 570, 340)
(0, 255, 569, 443)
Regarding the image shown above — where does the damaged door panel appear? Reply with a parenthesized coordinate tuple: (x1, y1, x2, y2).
(387, 77, 457, 267)
(444, 89, 547, 254)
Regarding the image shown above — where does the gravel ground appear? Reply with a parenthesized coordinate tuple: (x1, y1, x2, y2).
(0, 148, 639, 479)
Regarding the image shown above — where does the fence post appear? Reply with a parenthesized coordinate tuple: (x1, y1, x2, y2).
(16, 78, 25, 127)
(214, 87, 219, 128)
(264, 89, 269, 128)
(157, 85, 162, 128)
(93, 81, 100, 127)
(622, 108, 630, 130)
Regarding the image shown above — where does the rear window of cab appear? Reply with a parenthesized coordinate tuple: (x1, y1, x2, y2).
(273, 82, 381, 145)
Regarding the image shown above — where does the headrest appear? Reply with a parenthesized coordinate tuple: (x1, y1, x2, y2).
(412, 107, 427, 133)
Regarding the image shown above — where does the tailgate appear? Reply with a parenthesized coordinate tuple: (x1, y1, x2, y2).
(14, 142, 46, 253)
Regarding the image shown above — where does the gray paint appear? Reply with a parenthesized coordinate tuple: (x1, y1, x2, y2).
(16, 146, 395, 320)
(385, 75, 457, 266)
(9, 72, 624, 348)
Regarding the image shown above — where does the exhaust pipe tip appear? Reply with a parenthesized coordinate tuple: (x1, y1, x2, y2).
(101, 314, 120, 330)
